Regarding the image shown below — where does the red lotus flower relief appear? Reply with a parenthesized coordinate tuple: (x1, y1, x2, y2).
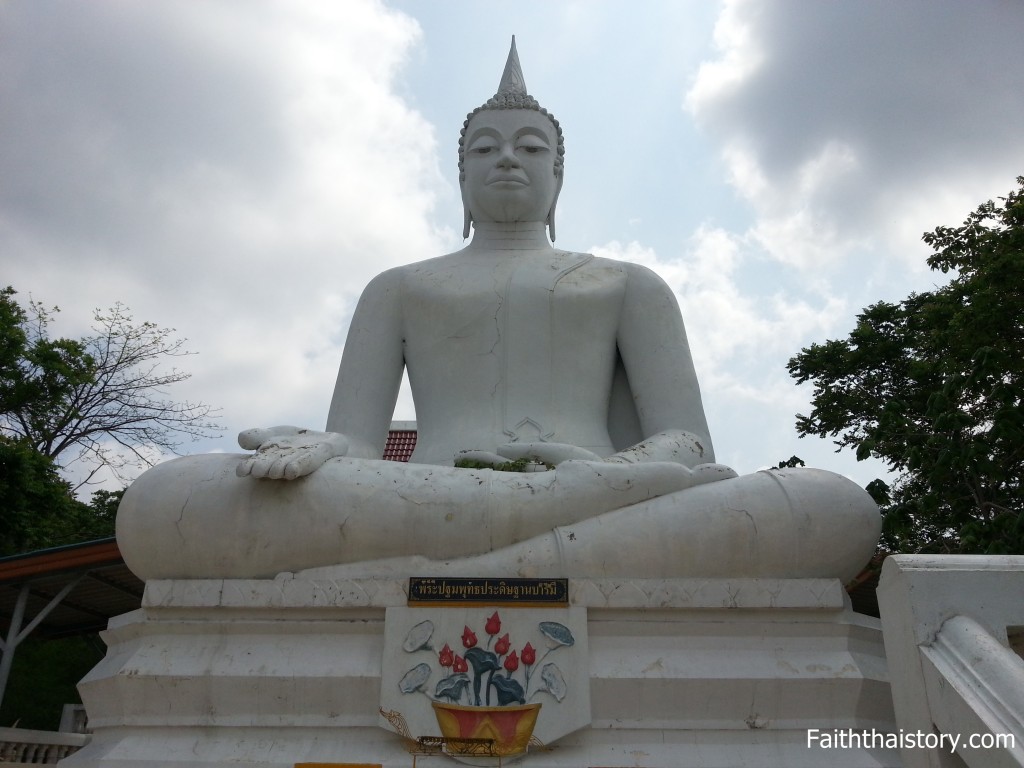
(439, 643, 454, 668)
(494, 633, 511, 655)
(399, 614, 575, 708)
(521, 642, 536, 666)
(485, 611, 502, 636)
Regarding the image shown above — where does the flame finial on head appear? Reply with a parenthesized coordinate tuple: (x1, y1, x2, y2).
(497, 35, 527, 96)
(479, 36, 540, 110)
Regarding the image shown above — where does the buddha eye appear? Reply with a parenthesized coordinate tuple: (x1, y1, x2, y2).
(468, 139, 498, 155)
(515, 137, 549, 154)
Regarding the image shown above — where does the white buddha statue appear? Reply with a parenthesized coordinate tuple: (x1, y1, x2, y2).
(117, 39, 880, 583)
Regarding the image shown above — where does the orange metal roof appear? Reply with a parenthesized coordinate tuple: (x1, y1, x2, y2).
(0, 539, 143, 638)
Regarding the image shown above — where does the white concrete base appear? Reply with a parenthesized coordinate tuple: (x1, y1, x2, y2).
(63, 577, 899, 767)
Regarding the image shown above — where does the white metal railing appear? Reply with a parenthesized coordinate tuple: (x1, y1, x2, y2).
(0, 726, 89, 764)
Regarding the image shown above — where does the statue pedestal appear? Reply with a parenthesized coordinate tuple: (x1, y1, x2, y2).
(64, 577, 899, 767)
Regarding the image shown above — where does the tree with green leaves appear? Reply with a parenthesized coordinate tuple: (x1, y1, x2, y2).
(1, 287, 219, 491)
(788, 177, 1023, 555)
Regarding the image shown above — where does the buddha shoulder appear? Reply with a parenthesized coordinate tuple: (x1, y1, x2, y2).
(554, 254, 674, 299)
(355, 252, 671, 303)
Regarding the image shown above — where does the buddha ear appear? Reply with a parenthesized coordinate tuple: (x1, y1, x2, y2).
(546, 172, 564, 242)
(460, 177, 472, 239)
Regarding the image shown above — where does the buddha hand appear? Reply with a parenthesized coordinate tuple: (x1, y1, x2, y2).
(236, 425, 350, 480)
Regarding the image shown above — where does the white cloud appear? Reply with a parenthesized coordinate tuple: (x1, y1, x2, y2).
(590, 233, 865, 477)
(686, 0, 765, 115)
(2, 0, 452, 480)
(674, 0, 1024, 481)
(591, 233, 845, 401)
(687, 0, 1024, 275)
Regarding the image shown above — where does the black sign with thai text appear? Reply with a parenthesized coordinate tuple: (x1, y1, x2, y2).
(408, 577, 569, 606)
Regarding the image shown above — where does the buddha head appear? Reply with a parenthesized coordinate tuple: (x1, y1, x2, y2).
(459, 37, 565, 240)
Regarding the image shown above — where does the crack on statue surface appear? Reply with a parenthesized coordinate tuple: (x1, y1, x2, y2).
(395, 489, 425, 506)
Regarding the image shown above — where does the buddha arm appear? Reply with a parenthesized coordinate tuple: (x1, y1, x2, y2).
(612, 263, 716, 467)
(325, 268, 405, 459)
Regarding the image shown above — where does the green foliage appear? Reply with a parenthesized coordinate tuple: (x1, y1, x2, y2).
(0, 436, 120, 555)
(0, 436, 81, 555)
(454, 456, 552, 472)
(774, 455, 806, 469)
(788, 177, 1024, 554)
(0, 636, 105, 729)
(1, 289, 95, 451)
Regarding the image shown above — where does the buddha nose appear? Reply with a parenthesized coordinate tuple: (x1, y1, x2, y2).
(496, 142, 519, 168)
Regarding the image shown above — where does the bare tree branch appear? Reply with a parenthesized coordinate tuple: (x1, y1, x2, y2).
(1, 291, 221, 489)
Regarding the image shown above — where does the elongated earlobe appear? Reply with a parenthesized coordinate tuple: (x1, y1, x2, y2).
(460, 177, 472, 239)
(547, 174, 564, 242)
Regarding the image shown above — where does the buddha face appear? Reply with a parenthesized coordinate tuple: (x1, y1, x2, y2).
(461, 109, 561, 227)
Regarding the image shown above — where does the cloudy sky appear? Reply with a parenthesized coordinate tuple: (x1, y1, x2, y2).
(3, 0, 1023, 492)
